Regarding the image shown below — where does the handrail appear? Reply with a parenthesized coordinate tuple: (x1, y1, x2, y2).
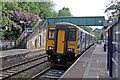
(41, 20, 47, 28)
(27, 20, 47, 41)
(16, 20, 40, 46)
(16, 30, 25, 45)
(32, 21, 40, 32)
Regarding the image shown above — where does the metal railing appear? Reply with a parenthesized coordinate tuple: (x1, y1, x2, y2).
(16, 30, 26, 46)
(16, 21, 40, 46)
(41, 20, 47, 28)
(105, 17, 120, 77)
(27, 20, 47, 41)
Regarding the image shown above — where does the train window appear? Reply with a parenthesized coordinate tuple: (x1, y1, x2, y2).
(69, 28, 76, 41)
(48, 28, 55, 39)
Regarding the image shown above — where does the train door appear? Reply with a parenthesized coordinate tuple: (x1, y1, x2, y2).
(81, 32, 85, 51)
(80, 32, 83, 52)
(54, 26, 68, 54)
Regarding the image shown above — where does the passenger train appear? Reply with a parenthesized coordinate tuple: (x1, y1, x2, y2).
(45, 22, 95, 66)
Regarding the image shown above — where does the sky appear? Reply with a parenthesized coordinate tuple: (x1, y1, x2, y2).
(53, 0, 110, 30)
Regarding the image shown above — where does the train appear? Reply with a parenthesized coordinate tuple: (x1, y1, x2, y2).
(45, 22, 95, 66)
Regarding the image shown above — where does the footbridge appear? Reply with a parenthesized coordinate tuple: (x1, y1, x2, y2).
(16, 16, 105, 49)
(46, 16, 105, 26)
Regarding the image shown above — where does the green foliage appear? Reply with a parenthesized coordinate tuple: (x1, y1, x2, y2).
(100, 32, 103, 40)
(1, 2, 73, 40)
(0, 31, 5, 40)
(105, 1, 120, 17)
(57, 7, 72, 17)
(31, 4, 40, 13)
(94, 28, 103, 42)
(82, 26, 93, 32)
(81, 26, 95, 35)
(1, 2, 57, 40)
(4, 27, 20, 40)
(38, 2, 57, 19)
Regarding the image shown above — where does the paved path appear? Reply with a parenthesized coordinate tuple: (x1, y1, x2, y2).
(83, 44, 109, 78)
(60, 44, 111, 79)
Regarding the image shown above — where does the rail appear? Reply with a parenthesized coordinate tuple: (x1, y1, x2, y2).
(1, 54, 47, 71)
(30, 66, 66, 80)
(105, 17, 120, 77)
(27, 20, 47, 41)
(1, 54, 47, 80)
(41, 20, 47, 28)
(16, 30, 26, 45)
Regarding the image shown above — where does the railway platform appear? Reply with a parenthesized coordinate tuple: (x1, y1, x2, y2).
(60, 44, 111, 79)
(0, 47, 45, 59)
(0, 47, 45, 71)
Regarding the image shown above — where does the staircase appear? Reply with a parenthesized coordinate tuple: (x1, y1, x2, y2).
(27, 20, 47, 41)
(27, 20, 47, 49)
(15, 21, 40, 48)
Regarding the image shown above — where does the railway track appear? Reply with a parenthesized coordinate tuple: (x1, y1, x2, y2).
(28, 46, 95, 80)
(29, 46, 95, 80)
(1, 54, 48, 80)
(30, 66, 68, 80)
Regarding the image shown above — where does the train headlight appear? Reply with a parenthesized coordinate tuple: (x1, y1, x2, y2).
(48, 55, 51, 58)
(68, 49, 71, 51)
(58, 59, 61, 62)
(48, 46, 54, 50)
(68, 48, 74, 52)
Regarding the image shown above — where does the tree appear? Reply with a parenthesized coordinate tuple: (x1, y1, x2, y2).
(105, 1, 120, 17)
(38, 2, 57, 19)
(1, 1, 57, 40)
(57, 7, 72, 17)
(80, 26, 94, 35)
(93, 28, 103, 42)
(0, 31, 5, 40)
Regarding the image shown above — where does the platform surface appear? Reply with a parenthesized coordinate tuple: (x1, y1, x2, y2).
(0, 48, 44, 58)
(60, 44, 110, 79)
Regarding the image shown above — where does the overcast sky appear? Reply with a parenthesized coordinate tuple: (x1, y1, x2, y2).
(53, 0, 109, 16)
(53, 0, 110, 29)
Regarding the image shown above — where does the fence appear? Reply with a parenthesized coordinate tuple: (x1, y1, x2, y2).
(105, 17, 120, 78)
(0, 40, 15, 50)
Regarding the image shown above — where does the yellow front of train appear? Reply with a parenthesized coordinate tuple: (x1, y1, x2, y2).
(45, 22, 78, 66)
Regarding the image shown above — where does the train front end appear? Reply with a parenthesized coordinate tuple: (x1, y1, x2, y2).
(45, 23, 78, 66)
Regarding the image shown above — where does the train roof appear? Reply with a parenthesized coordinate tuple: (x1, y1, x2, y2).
(48, 22, 95, 37)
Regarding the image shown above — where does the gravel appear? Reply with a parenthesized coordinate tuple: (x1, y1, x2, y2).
(2, 49, 45, 68)
(9, 62, 51, 79)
